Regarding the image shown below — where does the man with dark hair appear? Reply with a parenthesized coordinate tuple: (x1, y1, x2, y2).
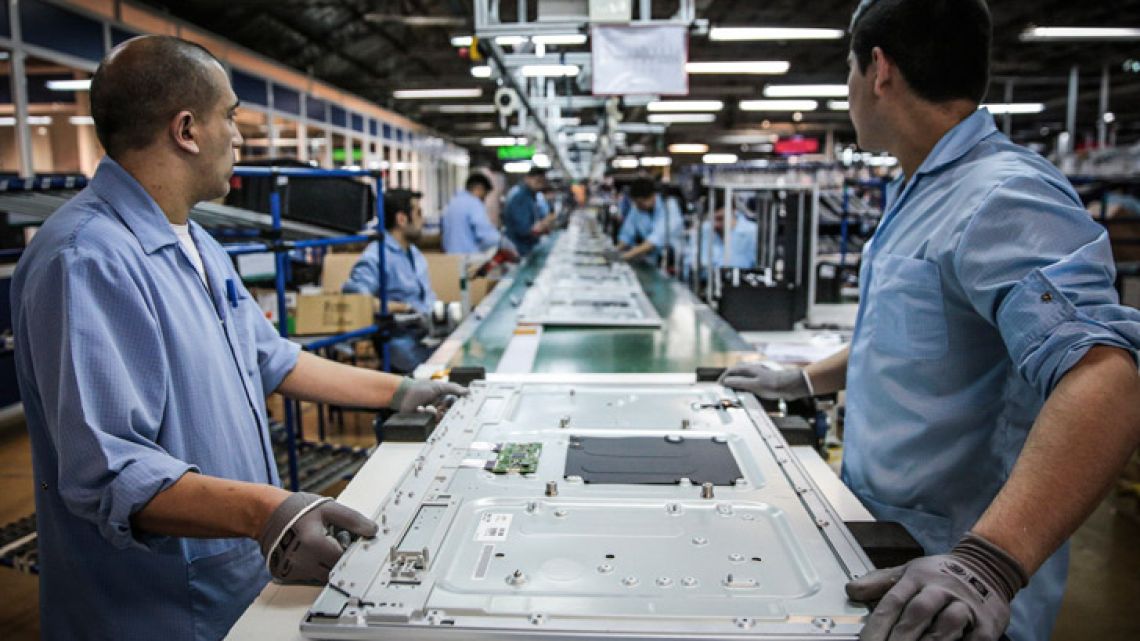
(502, 166, 555, 256)
(11, 36, 463, 641)
(441, 171, 515, 255)
(616, 177, 683, 265)
(343, 189, 438, 372)
(723, 2, 1140, 640)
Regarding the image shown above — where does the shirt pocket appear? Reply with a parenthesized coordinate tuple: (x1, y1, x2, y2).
(870, 254, 950, 360)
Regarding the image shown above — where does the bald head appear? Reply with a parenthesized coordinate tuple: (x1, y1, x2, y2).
(91, 35, 225, 158)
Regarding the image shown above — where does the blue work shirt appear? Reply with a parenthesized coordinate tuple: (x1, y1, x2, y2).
(843, 109, 1140, 641)
(684, 214, 758, 278)
(618, 195, 684, 264)
(441, 189, 500, 254)
(342, 236, 436, 315)
(502, 184, 542, 256)
(11, 157, 301, 641)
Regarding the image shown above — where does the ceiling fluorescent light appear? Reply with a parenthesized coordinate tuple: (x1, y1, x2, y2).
(557, 117, 582, 127)
(495, 36, 528, 46)
(0, 116, 53, 126)
(640, 156, 672, 167)
(68, 115, 95, 125)
(740, 100, 819, 111)
(668, 143, 709, 154)
(827, 100, 849, 110)
(520, 64, 579, 77)
(532, 153, 552, 168)
(763, 84, 847, 98)
(482, 136, 526, 146)
(612, 157, 640, 169)
(470, 65, 492, 78)
(686, 61, 790, 75)
(981, 103, 1046, 115)
(647, 100, 724, 112)
(703, 153, 739, 164)
(648, 113, 717, 124)
(503, 161, 533, 173)
(1020, 27, 1140, 42)
(709, 27, 845, 41)
(46, 79, 91, 91)
(394, 88, 483, 99)
(450, 35, 474, 47)
(532, 33, 588, 46)
(433, 104, 497, 114)
(573, 132, 598, 142)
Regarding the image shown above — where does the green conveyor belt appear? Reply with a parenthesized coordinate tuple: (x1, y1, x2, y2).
(448, 233, 752, 374)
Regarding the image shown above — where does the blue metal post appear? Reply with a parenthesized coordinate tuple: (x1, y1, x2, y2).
(374, 177, 390, 372)
(840, 183, 850, 267)
(269, 180, 300, 492)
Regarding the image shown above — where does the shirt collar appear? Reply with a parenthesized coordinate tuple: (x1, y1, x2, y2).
(912, 108, 998, 178)
(383, 233, 407, 254)
(88, 156, 181, 255)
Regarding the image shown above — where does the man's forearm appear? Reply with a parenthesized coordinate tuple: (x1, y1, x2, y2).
(622, 241, 656, 261)
(276, 351, 404, 408)
(132, 472, 288, 539)
(973, 346, 1140, 572)
(805, 345, 849, 395)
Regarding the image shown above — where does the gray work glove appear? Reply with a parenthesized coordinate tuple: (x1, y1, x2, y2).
(846, 531, 1029, 641)
(257, 492, 378, 584)
(389, 377, 468, 414)
(603, 247, 623, 262)
(719, 363, 814, 400)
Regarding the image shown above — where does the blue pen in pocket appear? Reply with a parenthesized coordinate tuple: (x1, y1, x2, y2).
(225, 278, 239, 309)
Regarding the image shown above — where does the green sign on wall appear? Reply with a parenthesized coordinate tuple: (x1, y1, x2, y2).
(497, 145, 536, 160)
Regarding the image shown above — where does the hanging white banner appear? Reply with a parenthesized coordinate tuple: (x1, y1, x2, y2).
(591, 24, 689, 96)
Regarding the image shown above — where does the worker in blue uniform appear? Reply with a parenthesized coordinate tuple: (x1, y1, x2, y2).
(722, 2, 1140, 641)
(616, 178, 684, 265)
(441, 172, 516, 255)
(342, 189, 438, 373)
(683, 200, 758, 280)
(501, 167, 555, 256)
(10, 36, 464, 641)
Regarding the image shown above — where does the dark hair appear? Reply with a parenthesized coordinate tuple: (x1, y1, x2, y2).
(465, 173, 492, 192)
(90, 35, 226, 158)
(526, 167, 547, 178)
(383, 188, 421, 230)
(629, 178, 656, 200)
(849, 0, 991, 104)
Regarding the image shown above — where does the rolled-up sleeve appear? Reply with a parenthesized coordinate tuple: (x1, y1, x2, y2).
(30, 249, 195, 551)
(952, 175, 1140, 398)
(341, 242, 380, 295)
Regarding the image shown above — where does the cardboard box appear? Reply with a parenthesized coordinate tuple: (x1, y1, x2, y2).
(422, 251, 496, 308)
(322, 252, 362, 294)
(293, 293, 374, 336)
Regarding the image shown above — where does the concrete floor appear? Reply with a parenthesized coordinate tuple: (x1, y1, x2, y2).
(1, 412, 1138, 640)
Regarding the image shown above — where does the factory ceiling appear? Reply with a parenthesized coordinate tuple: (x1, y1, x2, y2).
(140, 0, 1140, 163)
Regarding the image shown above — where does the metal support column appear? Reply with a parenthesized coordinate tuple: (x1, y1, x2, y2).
(1065, 65, 1079, 154)
(1097, 65, 1110, 149)
(1002, 80, 1014, 137)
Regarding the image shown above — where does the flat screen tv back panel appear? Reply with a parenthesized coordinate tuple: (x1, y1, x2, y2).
(302, 380, 871, 640)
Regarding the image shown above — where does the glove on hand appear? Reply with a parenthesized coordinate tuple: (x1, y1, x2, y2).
(718, 362, 814, 400)
(389, 377, 468, 414)
(602, 247, 624, 262)
(257, 492, 378, 584)
(845, 531, 1028, 641)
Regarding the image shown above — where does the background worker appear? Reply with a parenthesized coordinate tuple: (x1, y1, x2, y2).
(11, 36, 463, 641)
(502, 166, 555, 257)
(615, 177, 684, 265)
(342, 189, 438, 373)
(683, 195, 758, 280)
(723, 2, 1140, 640)
(441, 172, 517, 256)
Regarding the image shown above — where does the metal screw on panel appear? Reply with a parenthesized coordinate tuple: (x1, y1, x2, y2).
(692, 536, 708, 546)
(545, 481, 558, 497)
(681, 577, 698, 587)
(656, 577, 673, 587)
(622, 576, 639, 587)
(554, 509, 568, 517)
(559, 415, 571, 428)
(507, 570, 528, 586)
(701, 482, 715, 499)
(812, 617, 835, 631)
(728, 553, 745, 563)
(597, 563, 614, 574)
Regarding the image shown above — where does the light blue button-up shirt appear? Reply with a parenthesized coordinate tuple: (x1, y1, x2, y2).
(342, 235, 436, 314)
(843, 109, 1140, 641)
(618, 195, 685, 264)
(441, 189, 501, 254)
(683, 213, 758, 278)
(11, 157, 301, 641)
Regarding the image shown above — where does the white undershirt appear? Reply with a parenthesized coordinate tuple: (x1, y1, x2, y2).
(171, 223, 208, 287)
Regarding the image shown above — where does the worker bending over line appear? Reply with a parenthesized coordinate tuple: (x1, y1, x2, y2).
(724, 2, 1140, 640)
(502, 166, 556, 257)
(614, 177, 684, 265)
(11, 35, 464, 641)
(441, 172, 517, 256)
(343, 189, 439, 373)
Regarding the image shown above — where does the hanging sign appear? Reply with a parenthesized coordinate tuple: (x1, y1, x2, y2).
(591, 24, 688, 96)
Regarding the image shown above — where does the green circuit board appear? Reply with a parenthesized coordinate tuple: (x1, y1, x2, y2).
(489, 443, 542, 474)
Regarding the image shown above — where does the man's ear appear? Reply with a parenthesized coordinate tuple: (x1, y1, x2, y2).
(397, 211, 410, 227)
(170, 110, 200, 154)
(870, 47, 893, 98)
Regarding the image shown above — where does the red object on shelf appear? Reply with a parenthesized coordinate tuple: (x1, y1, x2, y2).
(774, 137, 820, 155)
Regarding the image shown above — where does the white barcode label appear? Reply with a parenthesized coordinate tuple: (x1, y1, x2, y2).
(475, 513, 513, 541)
